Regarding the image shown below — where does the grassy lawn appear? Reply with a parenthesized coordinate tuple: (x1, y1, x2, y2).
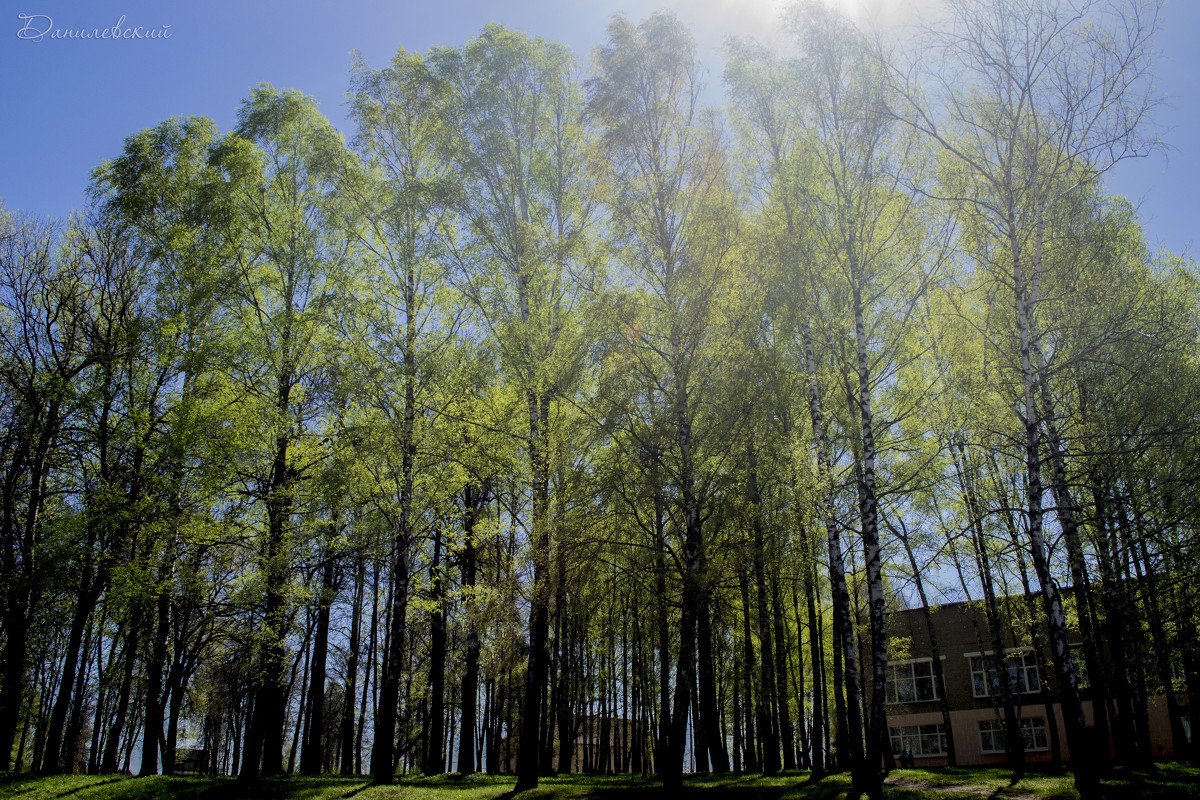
(0, 764, 1196, 800)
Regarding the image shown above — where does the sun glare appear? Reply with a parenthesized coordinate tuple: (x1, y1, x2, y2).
(708, 0, 934, 44)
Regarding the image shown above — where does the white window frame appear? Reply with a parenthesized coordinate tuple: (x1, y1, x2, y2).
(886, 657, 939, 704)
(978, 716, 1050, 754)
(889, 723, 948, 757)
(967, 649, 1040, 698)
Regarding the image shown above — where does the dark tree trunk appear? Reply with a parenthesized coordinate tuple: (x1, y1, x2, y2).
(1092, 485, 1138, 763)
(0, 607, 31, 771)
(424, 525, 447, 775)
(0, 397, 62, 770)
(697, 592, 728, 772)
(340, 552, 364, 774)
(653, 487, 671, 775)
(848, 276, 887, 800)
(664, 536, 698, 790)
(1012, 228, 1097, 798)
(515, 390, 553, 791)
(63, 607, 100, 773)
(732, 664, 743, 773)
(953, 441, 1023, 772)
(802, 324, 862, 776)
(789, 574, 811, 770)
(893, 517, 957, 767)
(985, 449, 1063, 765)
(357, 559, 380, 774)
(805, 555, 825, 774)
(301, 543, 337, 774)
(141, 575, 172, 776)
(42, 571, 101, 773)
(1130, 503, 1191, 760)
(1041, 406, 1112, 775)
(243, 409, 296, 780)
(459, 485, 485, 775)
(164, 673, 188, 775)
(101, 604, 141, 773)
(772, 573, 796, 772)
(738, 572, 759, 774)
(747, 437, 780, 776)
(690, 656, 706, 773)
(1112, 493, 1154, 764)
(554, 619, 574, 776)
(370, 254, 418, 782)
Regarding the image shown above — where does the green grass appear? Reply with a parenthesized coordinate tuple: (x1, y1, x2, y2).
(1, 763, 1196, 800)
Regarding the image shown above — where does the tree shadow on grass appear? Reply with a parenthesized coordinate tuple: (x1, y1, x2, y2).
(585, 774, 845, 800)
(52, 778, 126, 799)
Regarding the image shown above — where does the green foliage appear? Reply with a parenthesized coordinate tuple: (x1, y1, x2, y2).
(3, 2, 1198, 790)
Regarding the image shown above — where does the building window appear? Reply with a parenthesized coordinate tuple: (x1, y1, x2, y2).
(887, 659, 938, 703)
(890, 724, 947, 757)
(978, 717, 1049, 754)
(969, 651, 1040, 698)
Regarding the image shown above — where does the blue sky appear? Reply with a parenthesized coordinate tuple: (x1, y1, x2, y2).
(2, 0, 1196, 257)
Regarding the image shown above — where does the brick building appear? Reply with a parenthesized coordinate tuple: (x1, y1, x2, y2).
(884, 599, 1190, 766)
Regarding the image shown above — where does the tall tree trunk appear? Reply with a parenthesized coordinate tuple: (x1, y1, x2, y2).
(101, 604, 142, 773)
(1092, 485, 1138, 763)
(732, 663, 743, 773)
(893, 518, 957, 766)
(0, 400, 61, 770)
(1130, 503, 1191, 759)
(789, 573, 810, 771)
(953, 440, 1023, 772)
(554, 557, 574, 775)
(424, 524, 447, 774)
(515, 390, 553, 791)
(1012, 226, 1097, 798)
(244, 411, 295, 780)
(289, 606, 314, 775)
(370, 515, 410, 781)
(357, 559, 380, 774)
(0, 605, 31, 772)
(459, 486, 485, 775)
(162, 647, 186, 772)
(341, 551, 365, 774)
(985, 449, 1063, 764)
(802, 323, 862, 776)
(141, 568, 172, 777)
(1110, 493, 1153, 764)
(804, 551, 825, 774)
(42, 435, 109, 776)
(301, 539, 337, 774)
(41, 571, 100, 773)
(1040, 403, 1112, 773)
(63, 606, 100, 773)
(772, 572, 796, 772)
(631, 602, 646, 776)
(697, 592, 728, 772)
(849, 276, 887, 800)
(371, 255, 418, 782)
(690, 654, 706, 774)
(738, 572, 759, 774)
(747, 437, 780, 777)
(653, 484, 671, 776)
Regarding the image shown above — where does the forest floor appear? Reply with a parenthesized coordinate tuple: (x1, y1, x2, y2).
(1, 763, 1197, 800)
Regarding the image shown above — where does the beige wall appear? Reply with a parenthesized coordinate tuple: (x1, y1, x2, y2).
(887, 697, 1181, 766)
